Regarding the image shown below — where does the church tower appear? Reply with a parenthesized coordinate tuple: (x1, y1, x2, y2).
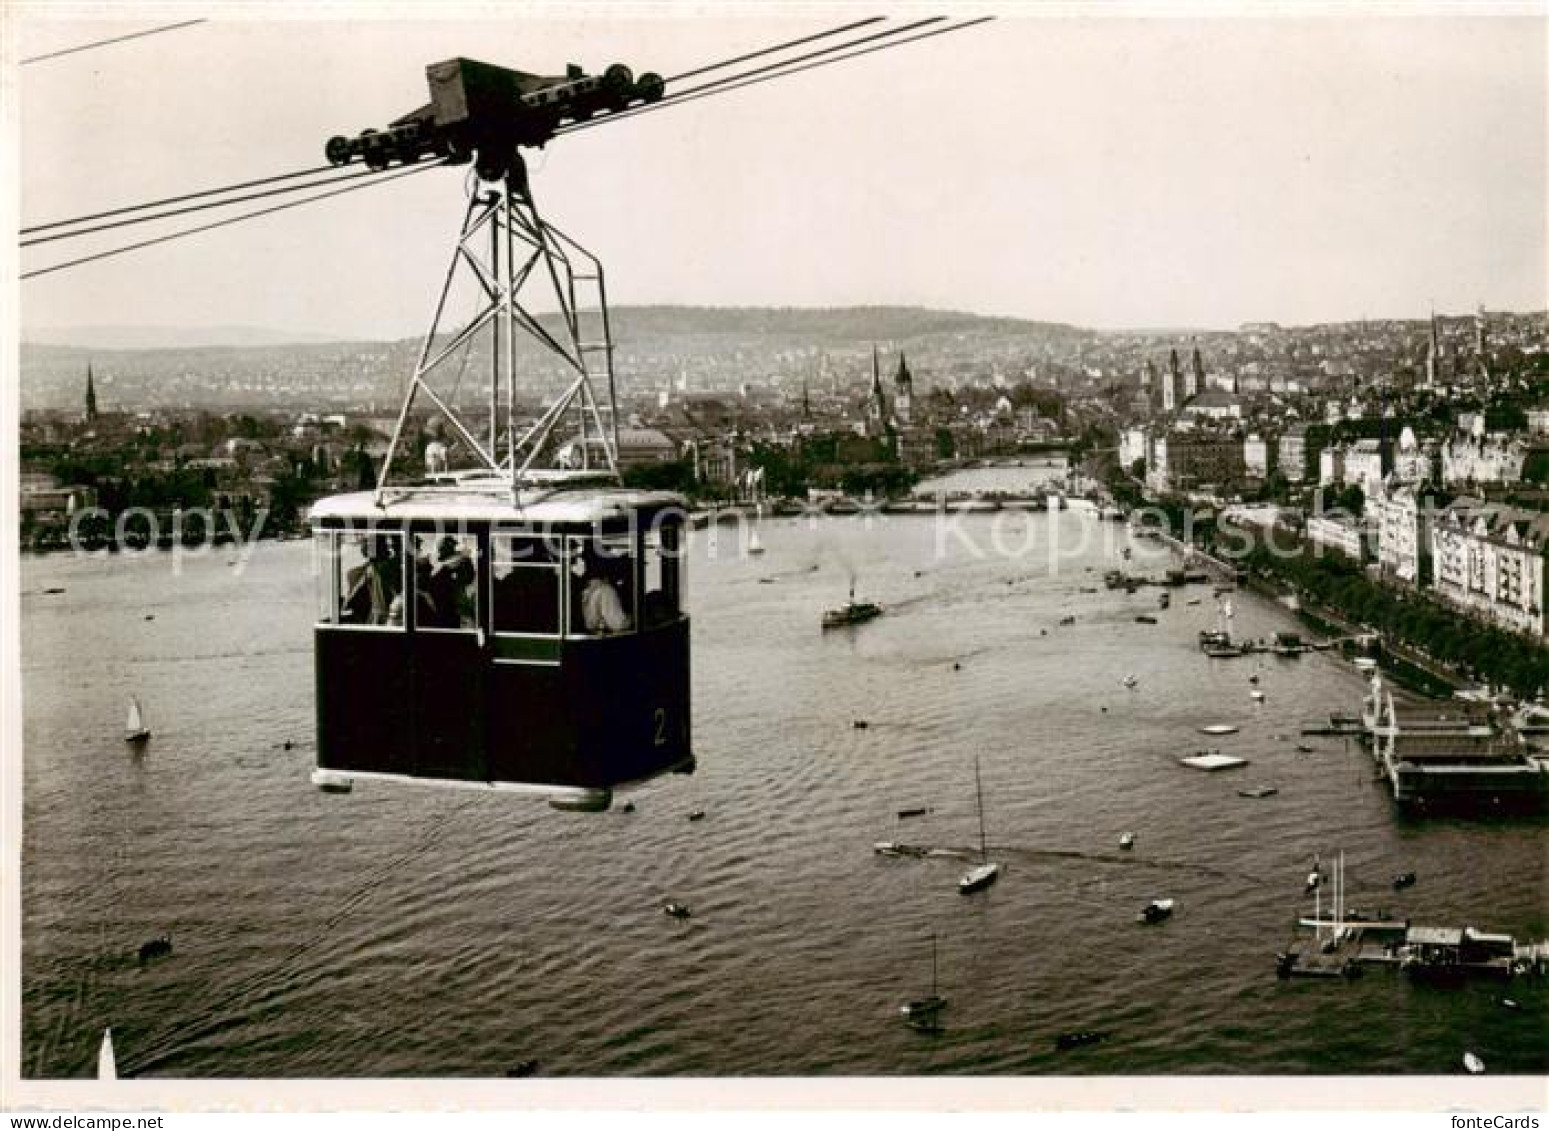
(84, 363, 98, 423)
(893, 352, 913, 426)
(1163, 350, 1179, 412)
(1188, 344, 1204, 399)
(866, 345, 888, 436)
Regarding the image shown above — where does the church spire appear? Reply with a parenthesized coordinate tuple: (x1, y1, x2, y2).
(85, 362, 98, 423)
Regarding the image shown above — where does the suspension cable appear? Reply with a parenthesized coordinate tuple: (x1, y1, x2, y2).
(21, 161, 444, 281)
(21, 166, 393, 247)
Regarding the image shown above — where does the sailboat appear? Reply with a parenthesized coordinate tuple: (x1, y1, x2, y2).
(124, 697, 150, 745)
(97, 1027, 116, 1080)
(958, 757, 1001, 894)
(899, 932, 947, 1031)
(747, 528, 766, 556)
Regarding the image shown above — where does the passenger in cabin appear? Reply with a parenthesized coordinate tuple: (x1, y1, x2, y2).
(343, 535, 402, 625)
(578, 548, 632, 636)
(423, 536, 477, 629)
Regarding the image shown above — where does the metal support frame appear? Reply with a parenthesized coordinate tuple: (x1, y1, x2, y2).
(375, 163, 622, 506)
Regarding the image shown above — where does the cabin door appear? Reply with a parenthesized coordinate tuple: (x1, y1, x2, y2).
(407, 531, 488, 783)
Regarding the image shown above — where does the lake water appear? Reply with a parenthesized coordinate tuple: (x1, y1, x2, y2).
(20, 501, 1547, 1077)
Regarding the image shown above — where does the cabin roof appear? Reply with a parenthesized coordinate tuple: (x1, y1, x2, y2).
(1407, 926, 1462, 946)
(309, 482, 688, 526)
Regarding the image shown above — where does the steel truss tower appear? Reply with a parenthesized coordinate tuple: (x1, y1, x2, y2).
(376, 158, 621, 505)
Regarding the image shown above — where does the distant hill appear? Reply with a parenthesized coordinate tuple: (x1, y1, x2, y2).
(18, 305, 1091, 412)
(20, 324, 361, 351)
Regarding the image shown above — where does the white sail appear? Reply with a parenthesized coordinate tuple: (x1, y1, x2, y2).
(98, 1027, 116, 1080)
(125, 697, 148, 741)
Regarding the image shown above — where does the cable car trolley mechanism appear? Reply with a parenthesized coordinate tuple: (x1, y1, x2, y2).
(310, 57, 691, 812)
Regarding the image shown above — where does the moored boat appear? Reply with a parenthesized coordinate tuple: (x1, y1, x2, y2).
(1138, 898, 1174, 924)
(958, 757, 1001, 895)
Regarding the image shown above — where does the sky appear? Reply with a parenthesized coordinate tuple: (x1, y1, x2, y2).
(10, 3, 1548, 340)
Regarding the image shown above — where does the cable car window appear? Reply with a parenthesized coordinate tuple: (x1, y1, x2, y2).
(336, 530, 407, 627)
(491, 534, 561, 636)
(411, 532, 480, 631)
(315, 531, 340, 624)
(569, 535, 635, 637)
(640, 527, 682, 627)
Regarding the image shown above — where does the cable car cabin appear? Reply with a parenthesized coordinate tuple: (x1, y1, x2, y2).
(308, 483, 693, 812)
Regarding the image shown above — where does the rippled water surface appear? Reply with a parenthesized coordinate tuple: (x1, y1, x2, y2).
(21, 502, 1548, 1077)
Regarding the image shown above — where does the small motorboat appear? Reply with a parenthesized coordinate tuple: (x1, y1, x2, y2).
(1134, 615, 1158, 625)
(1237, 786, 1278, 799)
(1138, 899, 1174, 924)
(1250, 690, 1266, 702)
(958, 861, 1001, 894)
(620, 801, 636, 814)
(1295, 743, 1317, 754)
(897, 807, 930, 819)
(852, 720, 870, 730)
(874, 842, 929, 857)
(1119, 832, 1135, 850)
(1248, 673, 1260, 685)
(1121, 674, 1139, 689)
(1179, 752, 1248, 772)
(1054, 1030, 1108, 1051)
(662, 901, 692, 919)
(1199, 724, 1239, 736)
(138, 935, 172, 963)
(311, 769, 354, 793)
(1058, 615, 1076, 626)
(1463, 1051, 1485, 1075)
(1392, 872, 1417, 890)
(687, 809, 706, 822)
(822, 584, 883, 630)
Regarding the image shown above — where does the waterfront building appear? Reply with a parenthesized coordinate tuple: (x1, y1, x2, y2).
(1430, 498, 1548, 639)
(1306, 511, 1371, 561)
(1371, 481, 1436, 586)
(1149, 434, 1246, 493)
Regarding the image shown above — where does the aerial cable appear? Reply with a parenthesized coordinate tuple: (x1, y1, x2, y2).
(20, 19, 207, 65)
(19, 17, 911, 239)
(21, 161, 443, 281)
(21, 165, 393, 248)
(22, 163, 360, 236)
(560, 16, 994, 139)
(662, 17, 886, 84)
(557, 17, 949, 139)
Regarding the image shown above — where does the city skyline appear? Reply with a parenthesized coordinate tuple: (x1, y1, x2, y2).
(11, 5, 1546, 342)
